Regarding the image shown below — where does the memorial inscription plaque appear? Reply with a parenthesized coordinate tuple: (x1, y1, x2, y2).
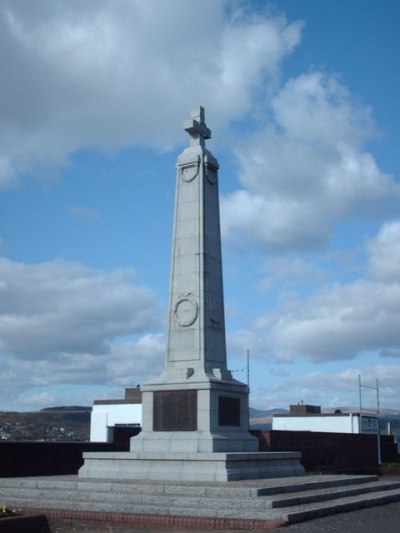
(153, 390, 197, 431)
(218, 396, 241, 426)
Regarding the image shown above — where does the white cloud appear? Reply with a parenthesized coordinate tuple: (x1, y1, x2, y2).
(256, 255, 329, 292)
(16, 390, 56, 408)
(67, 205, 100, 220)
(223, 190, 330, 250)
(367, 221, 400, 281)
(0, 0, 303, 187)
(251, 365, 400, 411)
(0, 256, 165, 408)
(0, 332, 164, 395)
(222, 72, 400, 251)
(270, 280, 400, 363)
(227, 328, 267, 360)
(0, 257, 162, 358)
(271, 73, 371, 146)
(106, 334, 165, 386)
(254, 221, 400, 363)
(0, 334, 165, 411)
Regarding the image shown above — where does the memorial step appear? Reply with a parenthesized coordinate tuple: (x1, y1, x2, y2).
(0, 474, 400, 526)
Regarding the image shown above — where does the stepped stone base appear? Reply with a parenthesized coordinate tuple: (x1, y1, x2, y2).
(78, 451, 305, 481)
(2, 473, 400, 527)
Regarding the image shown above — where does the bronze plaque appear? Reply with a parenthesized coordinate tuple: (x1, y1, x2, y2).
(218, 396, 241, 426)
(153, 390, 197, 431)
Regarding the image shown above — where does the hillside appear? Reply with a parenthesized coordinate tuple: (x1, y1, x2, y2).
(1, 405, 399, 440)
(0, 406, 91, 441)
(249, 407, 289, 430)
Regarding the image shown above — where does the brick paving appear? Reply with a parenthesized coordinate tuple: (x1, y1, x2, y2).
(20, 507, 287, 532)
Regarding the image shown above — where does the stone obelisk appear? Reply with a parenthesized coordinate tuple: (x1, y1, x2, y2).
(79, 107, 304, 481)
(131, 106, 258, 454)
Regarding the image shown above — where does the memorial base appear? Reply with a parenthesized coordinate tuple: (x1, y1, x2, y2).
(79, 451, 305, 482)
(130, 429, 258, 453)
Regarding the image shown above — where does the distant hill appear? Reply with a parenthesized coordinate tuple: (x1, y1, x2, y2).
(1, 404, 399, 440)
(41, 406, 91, 412)
(249, 407, 288, 418)
(249, 407, 289, 430)
(0, 407, 91, 441)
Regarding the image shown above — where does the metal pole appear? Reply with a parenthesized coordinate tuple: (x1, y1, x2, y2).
(359, 375, 381, 464)
(376, 379, 381, 464)
(247, 349, 250, 389)
(247, 349, 250, 424)
(359, 374, 362, 434)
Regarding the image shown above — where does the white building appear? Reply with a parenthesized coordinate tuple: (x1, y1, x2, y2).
(272, 405, 378, 434)
(90, 387, 142, 442)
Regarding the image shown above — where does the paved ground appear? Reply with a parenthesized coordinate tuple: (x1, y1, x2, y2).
(273, 500, 400, 532)
(108, 501, 400, 532)
(152, 497, 400, 532)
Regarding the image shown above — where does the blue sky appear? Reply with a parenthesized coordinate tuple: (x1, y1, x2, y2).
(0, 0, 399, 412)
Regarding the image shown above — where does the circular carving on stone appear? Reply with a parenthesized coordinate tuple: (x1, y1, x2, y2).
(181, 156, 200, 183)
(175, 295, 198, 327)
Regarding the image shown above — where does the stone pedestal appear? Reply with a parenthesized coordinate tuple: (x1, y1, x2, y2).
(130, 378, 258, 454)
(79, 451, 304, 482)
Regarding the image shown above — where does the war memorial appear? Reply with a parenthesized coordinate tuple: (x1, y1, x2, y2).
(79, 107, 304, 481)
(1, 109, 400, 531)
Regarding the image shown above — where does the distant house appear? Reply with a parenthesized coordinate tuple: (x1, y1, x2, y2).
(272, 404, 378, 434)
(90, 387, 142, 442)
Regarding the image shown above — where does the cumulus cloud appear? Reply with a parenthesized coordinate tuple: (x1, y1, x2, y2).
(0, 0, 302, 187)
(222, 72, 400, 251)
(255, 221, 400, 363)
(15, 390, 57, 408)
(107, 334, 165, 386)
(367, 221, 400, 281)
(0, 334, 164, 389)
(0, 257, 165, 407)
(270, 280, 400, 362)
(251, 364, 400, 410)
(0, 332, 165, 408)
(0, 257, 162, 358)
(227, 328, 266, 360)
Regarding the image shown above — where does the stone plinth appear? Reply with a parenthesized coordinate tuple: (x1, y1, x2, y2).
(130, 378, 259, 454)
(79, 451, 304, 482)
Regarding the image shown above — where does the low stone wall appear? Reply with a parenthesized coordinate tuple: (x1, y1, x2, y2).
(1, 432, 398, 478)
(252, 430, 399, 473)
(381, 435, 400, 463)
(0, 442, 128, 477)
